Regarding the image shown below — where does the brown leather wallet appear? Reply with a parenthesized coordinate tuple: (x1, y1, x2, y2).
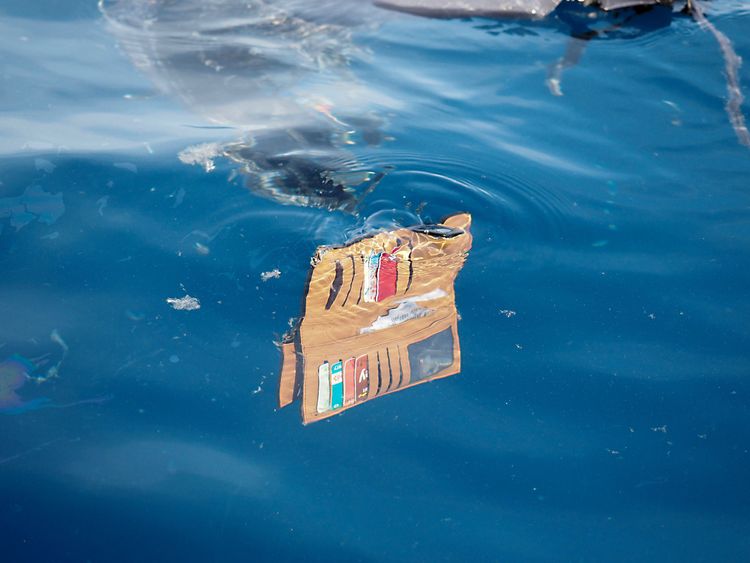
(278, 212, 472, 424)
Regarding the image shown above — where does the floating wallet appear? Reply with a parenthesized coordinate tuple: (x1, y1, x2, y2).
(277, 212, 472, 424)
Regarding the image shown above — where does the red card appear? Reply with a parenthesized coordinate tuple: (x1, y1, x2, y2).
(344, 357, 356, 406)
(355, 354, 369, 400)
(376, 253, 397, 302)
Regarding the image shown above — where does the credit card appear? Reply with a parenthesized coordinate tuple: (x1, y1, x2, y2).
(355, 354, 369, 400)
(363, 252, 380, 303)
(316, 362, 331, 414)
(376, 252, 397, 302)
(330, 360, 344, 409)
(344, 357, 356, 406)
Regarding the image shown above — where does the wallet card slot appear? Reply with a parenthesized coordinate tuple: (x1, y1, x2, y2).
(341, 255, 356, 307)
(325, 261, 344, 310)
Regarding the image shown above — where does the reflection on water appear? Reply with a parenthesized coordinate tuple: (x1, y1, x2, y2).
(0, 331, 109, 415)
(278, 213, 472, 423)
(0, 355, 50, 414)
(178, 124, 386, 212)
(379, 0, 749, 145)
(100, 0, 392, 211)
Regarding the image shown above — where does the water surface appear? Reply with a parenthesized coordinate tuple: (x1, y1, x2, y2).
(1, 0, 749, 561)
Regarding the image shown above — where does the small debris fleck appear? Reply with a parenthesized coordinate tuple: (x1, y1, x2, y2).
(96, 196, 109, 216)
(114, 162, 138, 174)
(166, 295, 201, 311)
(651, 425, 668, 433)
(178, 142, 221, 173)
(261, 269, 281, 282)
(499, 309, 516, 318)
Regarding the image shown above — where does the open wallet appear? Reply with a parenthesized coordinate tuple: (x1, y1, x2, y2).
(277, 212, 472, 424)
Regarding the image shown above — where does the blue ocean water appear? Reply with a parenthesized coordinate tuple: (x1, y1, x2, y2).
(1, 0, 749, 561)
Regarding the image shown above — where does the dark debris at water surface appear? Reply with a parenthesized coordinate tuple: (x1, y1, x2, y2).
(379, 0, 750, 146)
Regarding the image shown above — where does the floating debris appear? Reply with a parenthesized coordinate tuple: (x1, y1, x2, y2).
(261, 269, 281, 282)
(546, 37, 586, 97)
(96, 196, 109, 216)
(0, 184, 65, 231)
(166, 295, 201, 311)
(44, 329, 69, 381)
(178, 142, 222, 173)
(26, 329, 69, 384)
(499, 309, 516, 318)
